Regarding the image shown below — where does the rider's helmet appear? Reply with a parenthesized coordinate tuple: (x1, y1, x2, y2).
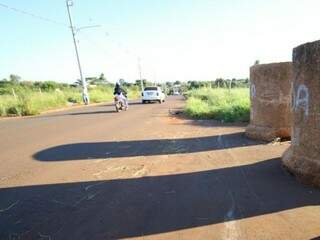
(118, 79, 125, 85)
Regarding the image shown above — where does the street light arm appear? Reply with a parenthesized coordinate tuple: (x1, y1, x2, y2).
(75, 25, 101, 34)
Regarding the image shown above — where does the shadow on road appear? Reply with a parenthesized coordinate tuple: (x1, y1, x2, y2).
(97, 101, 142, 107)
(34, 132, 264, 161)
(1, 158, 319, 239)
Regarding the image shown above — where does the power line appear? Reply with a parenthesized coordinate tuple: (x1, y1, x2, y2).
(0, 1, 152, 84)
(78, 31, 110, 56)
(84, 26, 157, 84)
(0, 2, 68, 27)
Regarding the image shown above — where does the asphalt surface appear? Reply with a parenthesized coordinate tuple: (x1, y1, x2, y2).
(0, 96, 319, 240)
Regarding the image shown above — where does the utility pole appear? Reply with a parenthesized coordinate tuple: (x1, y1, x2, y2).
(138, 57, 144, 91)
(66, 0, 89, 104)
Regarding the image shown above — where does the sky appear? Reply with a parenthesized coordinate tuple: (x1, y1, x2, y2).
(1, 0, 320, 83)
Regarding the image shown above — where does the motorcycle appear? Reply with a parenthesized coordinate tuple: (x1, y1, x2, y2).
(114, 95, 128, 112)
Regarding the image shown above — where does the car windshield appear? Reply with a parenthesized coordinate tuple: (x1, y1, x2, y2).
(144, 87, 158, 91)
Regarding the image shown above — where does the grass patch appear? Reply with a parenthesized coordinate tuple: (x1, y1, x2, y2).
(0, 86, 141, 117)
(184, 88, 250, 122)
(0, 91, 75, 116)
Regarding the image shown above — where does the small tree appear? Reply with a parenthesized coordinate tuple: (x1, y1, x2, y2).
(9, 74, 21, 83)
(99, 73, 106, 80)
(74, 79, 82, 86)
(94, 73, 108, 85)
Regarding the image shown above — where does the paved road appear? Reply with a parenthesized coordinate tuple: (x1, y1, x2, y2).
(0, 96, 319, 240)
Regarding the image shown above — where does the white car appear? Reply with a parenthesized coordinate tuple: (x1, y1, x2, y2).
(142, 87, 165, 103)
(173, 90, 180, 95)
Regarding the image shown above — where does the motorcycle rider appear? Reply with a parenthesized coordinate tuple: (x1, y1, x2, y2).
(114, 81, 128, 109)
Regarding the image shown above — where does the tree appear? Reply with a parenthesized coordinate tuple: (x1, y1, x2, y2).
(9, 74, 21, 83)
(94, 73, 108, 85)
(215, 78, 225, 88)
(188, 81, 200, 89)
(99, 73, 106, 81)
(135, 79, 149, 88)
(74, 79, 82, 86)
(82, 73, 109, 86)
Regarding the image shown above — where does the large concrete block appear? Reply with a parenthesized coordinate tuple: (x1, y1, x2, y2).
(283, 40, 320, 186)
(246, 62, 293, 141)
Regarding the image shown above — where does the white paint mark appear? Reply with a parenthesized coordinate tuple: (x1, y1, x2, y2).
(50, 199, 66, 206)
(73, 192, 100, 206)
(250, 83, 256, 121)
(250, 84, 256, 99)
(14, 219, 22, 225)
(38, 232, 52, 240)
(84, 181, 107, 191)
(294, 84, 309, 117)
(223, 192, 241, 240)
(0, 200, 19, 213)
(87, 192, 99, 200)
(73, 196, 87, 207)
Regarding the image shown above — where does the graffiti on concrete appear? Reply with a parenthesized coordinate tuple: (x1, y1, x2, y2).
(249, 84, 256, 121)
(250, 84, 256, 99)
(293, 84, 309, 117)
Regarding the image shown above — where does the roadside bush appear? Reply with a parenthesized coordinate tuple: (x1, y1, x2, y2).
(0, 84, 141, 117)
(126, 85, 140, 100)
(89, 87, 114, 103)
(185, 88, 250, 122)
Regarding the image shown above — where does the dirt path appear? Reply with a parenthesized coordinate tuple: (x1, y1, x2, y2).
(0, 96, 319, 240)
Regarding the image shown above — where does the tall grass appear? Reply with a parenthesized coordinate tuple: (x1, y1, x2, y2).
(0, 86, 141, 117)
(185, 88, 250, 122)
(0, 91, 77, 116)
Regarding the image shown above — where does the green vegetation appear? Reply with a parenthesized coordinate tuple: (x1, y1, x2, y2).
(0, 73, 250, 120)
(162, 78, 249, 95)
(184, 88, 250, 122)
(0, 77, 140, 117)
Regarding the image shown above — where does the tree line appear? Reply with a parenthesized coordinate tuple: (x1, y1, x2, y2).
(1, 73, 249, 96)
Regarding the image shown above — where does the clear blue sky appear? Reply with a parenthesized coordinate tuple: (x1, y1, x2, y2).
(1, 0, 320, 83)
